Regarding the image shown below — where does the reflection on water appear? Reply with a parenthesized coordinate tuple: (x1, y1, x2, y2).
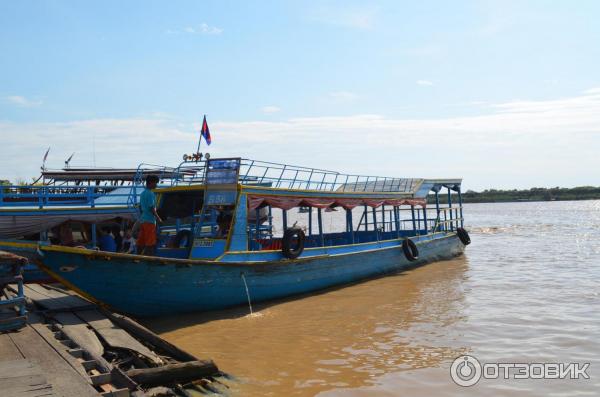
(146, 201, 600, 396)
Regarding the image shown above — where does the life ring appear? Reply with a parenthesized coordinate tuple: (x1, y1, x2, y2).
(402, 238, 419, 262)
(282, 228, 305, 259)
(456, 227, 471, 245)
(173, 230, 192, 248)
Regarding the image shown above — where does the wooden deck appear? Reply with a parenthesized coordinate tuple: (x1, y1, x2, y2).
(0, 315, 100, 397)
(0, 283, 223, 397)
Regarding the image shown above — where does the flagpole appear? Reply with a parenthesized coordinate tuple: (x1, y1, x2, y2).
(196, 114, 206, 155)
(196, 130, 202, 154)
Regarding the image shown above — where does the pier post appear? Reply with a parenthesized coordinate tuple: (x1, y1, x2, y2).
(308, 207, 312, 236)
(282, 209, 288, 231)
(411, 205, 417, 233)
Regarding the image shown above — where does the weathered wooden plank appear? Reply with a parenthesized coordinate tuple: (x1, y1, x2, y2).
(52, 312, 105, 359)
(126, 361, 218, 387)
(76, 309, 163, 365)
(0, 332, 23, 360)
(101, 310, 198, 363)
(8, 324, 99, 397)
(26, 313, 91, 381)
(25, 284, 92, 311)
(0, 359, 53, 397)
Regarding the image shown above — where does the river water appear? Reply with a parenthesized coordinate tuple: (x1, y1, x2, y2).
(147, 201, 600, 396)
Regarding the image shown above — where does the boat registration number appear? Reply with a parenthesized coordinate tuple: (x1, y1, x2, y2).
(193, 239, 214, 248)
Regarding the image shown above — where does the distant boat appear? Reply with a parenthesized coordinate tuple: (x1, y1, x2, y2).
(298, 206, 311, 213)
(21, 157, 470, 316)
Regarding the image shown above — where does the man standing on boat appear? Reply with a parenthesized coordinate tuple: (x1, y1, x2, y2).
(137, 175, 162, 255)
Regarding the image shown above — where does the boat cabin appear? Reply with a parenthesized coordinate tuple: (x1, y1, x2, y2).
(150, 158, 464, 262)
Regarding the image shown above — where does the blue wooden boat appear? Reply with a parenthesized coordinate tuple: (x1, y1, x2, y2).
(0, 165, 201, 282)
(32, 157, 470, 317)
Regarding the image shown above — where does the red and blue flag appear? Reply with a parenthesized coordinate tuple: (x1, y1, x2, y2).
(201, 115, 212, 145)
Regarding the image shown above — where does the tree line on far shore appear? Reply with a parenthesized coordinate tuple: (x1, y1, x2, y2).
(430, 186, 600, 204)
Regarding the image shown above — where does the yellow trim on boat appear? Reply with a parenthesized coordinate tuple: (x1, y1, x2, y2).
(240, 184, 415, 197)
(0, 241, 39, 249)
(156, 185, 205, 193)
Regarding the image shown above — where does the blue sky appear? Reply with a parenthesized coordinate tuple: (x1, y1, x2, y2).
(1, 0, 599, 190)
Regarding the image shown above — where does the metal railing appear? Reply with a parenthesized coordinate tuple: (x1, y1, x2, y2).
(0, 185, 132, 209)
(167, 158, 421, 193)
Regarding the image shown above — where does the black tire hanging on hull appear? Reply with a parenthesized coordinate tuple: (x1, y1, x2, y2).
(402, 238, 419, 261)
(456, 227, 471, 245)
(282, 228, 305, 259)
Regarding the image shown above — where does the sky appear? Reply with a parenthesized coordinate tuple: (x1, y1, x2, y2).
(1, 0, 599, 191)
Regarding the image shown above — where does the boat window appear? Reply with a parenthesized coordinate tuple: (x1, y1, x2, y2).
(158, 191, 204, 220)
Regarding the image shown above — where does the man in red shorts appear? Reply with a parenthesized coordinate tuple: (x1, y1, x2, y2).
(137, 175, 162, 255)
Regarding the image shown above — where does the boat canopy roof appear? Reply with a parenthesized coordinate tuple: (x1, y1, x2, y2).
(159, 158, 462, 198)
(41, 166, 201, 183)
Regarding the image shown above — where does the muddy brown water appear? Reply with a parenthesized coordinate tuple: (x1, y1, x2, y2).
(146, 201, 600, 396)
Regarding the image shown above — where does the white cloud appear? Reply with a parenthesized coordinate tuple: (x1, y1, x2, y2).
(309, 5, 378, 30)
(167, 23, 223, 35)
(328, 91, 359, 101)
(416, 80, 434, 86)
(584, 87, 600, 94)
(2, 89, 600, 190)
(5, 95, 43, 107)
(261, 106, 281, 114)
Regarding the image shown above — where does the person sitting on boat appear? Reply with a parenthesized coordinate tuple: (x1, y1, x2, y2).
(58, 223, 75, 246)
(122, 227, 136, 253)
(98, 227, 117, 252)
(216, 206, 233, 238)
(112, 224, 123, 252)
(137, 175, 162, 255)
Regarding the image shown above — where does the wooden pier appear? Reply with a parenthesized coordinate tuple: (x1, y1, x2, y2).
(1, 281, 224, 397)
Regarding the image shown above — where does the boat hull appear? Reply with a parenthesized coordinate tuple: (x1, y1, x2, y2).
(38, 234, 464, 317)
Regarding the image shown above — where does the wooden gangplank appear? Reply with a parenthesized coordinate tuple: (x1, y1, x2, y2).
(0, 321, 99, 397)
(1, 283, 223, 396)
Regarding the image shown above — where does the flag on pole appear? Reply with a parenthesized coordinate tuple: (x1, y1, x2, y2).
(201, 115, 212, 146)
(43, 147, 50, 162)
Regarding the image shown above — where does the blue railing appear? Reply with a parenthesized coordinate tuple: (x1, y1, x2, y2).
(0, 185, 133, 209)
(168, 158, 421, 193)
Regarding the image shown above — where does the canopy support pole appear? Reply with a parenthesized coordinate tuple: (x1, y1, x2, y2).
(308, 207, 312, 236)
(423, 206, 428, 234)
(317, 208, 324, 247)
(447, 187, 454, 232)
(394, 206, 400, 238)
(346, 209, 355, 244)
(457, 188, 464, 228)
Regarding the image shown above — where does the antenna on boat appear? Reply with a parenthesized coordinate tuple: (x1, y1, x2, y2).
(41, 147, 50, 171)
(64, 152, 75, 169)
